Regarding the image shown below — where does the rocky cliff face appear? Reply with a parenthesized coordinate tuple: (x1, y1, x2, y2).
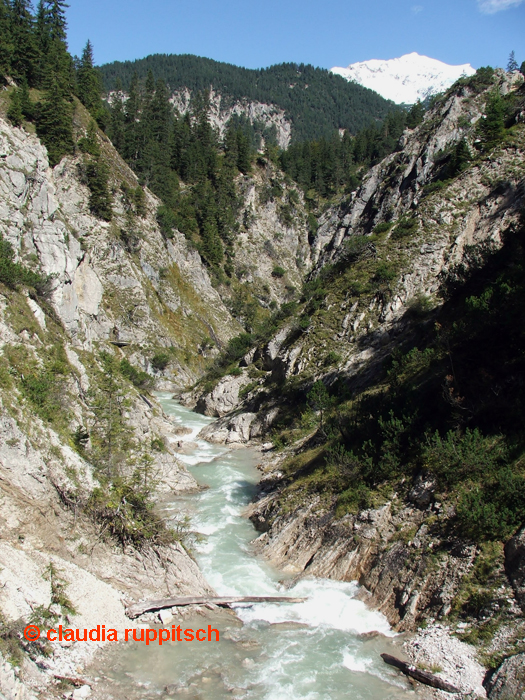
(0, 111, 238, 387)
(0, 104, 231, 696)
(170, 88, 292, 149)
(195, 69, 525, 438)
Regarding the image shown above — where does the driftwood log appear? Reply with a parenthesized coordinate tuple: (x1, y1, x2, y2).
(381, 654, 460, 693)
(126, 595, 307, 619)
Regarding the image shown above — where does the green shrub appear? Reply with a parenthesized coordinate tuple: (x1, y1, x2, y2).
(373, 222, 393, 235)
(151, 437, 166, 452)
(224, 333, 254, 363)
(343, 235, 371, 262)
(156, 205, 178, 239)
(423, 429, 507, 487)
(120, 358, 152, 389)
(298, 315, 311, 331)
(239, 380, 259, 398)
(324, 351, 342, 366)
(151, 351, 170, 371)
(0, 234, 48, 293)
(272, 265, 286, 278)
(391, 217, 418, 240)
(374, 262, 397, 283)
(457, 470, 525, 540)
(87, 476, 174, 548)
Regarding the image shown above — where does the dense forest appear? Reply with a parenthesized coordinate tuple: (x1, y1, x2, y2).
(98, 53, 399, 142)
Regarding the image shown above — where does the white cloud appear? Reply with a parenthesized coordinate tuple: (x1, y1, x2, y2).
(412, 5, 423, 13)
(477, 0, 524, 14)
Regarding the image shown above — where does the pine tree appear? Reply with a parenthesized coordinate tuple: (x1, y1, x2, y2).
(10, 0, 40, 86)
(19, 78, 34, 119)
(406, 100, 425, 129)
(200, 216, 223, 267)
(40, 0, 74, 96)
(46, 0, 68, 41)
(77, 39, 103, 120)
(34, 0, 50, 84)
(7, 88, 23, 126)
(0, 0, 13, 83)
(36, 76, 74, 165)
(84, 157, 112, 220)
(480, 91, 505, 148)
(507, 51, 519, 72)
(236, 130, 251, 174)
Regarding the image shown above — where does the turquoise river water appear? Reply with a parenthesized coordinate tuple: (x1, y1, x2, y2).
(91, 394, 419, 700)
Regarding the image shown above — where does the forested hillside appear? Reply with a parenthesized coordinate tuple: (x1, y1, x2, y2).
(98, 54, 399, 142)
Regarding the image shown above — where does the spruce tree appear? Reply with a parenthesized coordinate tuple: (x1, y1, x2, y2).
(0, 0, 12, 83)
(36, 76, 74, 165)
(507, 51, 519, 72)
(46, 0, 68, 41)
(19, 78, 34, 119)
(34, 0, 50, 84)
(10, 0, 40, 86)
(480, 91, 505, 148)
(77, 39, 103, 120)
(7, 88, 23, 126)
(84, 157, 112, 221)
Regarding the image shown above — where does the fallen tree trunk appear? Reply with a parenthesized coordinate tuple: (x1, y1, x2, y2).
(126, 595, 307, 619)
(381, 654, 460, 693)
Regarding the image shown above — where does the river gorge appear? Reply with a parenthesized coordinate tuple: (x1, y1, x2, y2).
(88, 395, 418, 700)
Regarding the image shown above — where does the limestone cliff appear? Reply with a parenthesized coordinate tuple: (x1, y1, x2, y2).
(0, 103, 229, 697)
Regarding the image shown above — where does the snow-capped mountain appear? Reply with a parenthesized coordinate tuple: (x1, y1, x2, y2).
(331, 52, 476, 104)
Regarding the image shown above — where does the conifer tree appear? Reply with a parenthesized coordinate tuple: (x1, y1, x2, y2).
(19, 78, 34, 119)
(84, 157, 112, 221)
(34, 0, 50, 83)
(36, 76, 74, 165)
(0, 0, 12, 83)
(480, 91, 505, 148)
(10, 0, 39, 86)
(77, 39, 103, 121)
(236, 130, 251, 174)
(7, 87, 23, 126)
(507, 51, 519, 73)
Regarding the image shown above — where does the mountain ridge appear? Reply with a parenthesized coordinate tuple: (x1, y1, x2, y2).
(98, 54, 399, 142)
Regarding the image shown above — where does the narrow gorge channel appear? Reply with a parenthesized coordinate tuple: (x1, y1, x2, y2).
(91, 396, 420, 700)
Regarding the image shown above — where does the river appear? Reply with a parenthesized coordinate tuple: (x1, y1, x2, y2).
(92, 394, 418, 699)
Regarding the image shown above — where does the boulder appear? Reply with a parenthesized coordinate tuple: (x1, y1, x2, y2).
(505, 526, 525, 609)
(485, 653, 525, 699)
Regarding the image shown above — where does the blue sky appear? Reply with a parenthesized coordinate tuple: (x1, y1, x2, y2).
(65, 0, 525, 71)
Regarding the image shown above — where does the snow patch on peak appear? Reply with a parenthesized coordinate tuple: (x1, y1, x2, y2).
(331, 52, 476, 105)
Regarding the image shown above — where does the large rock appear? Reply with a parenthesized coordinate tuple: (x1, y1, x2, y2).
(195, 372, 252, 417)
(505, 526, 525, 609)
(486, 653, 525, 699)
